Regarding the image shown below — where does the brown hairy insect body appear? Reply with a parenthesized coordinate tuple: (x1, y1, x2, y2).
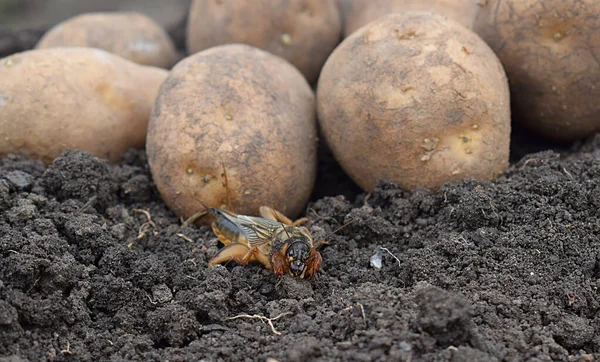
(203, 206, 327, 279)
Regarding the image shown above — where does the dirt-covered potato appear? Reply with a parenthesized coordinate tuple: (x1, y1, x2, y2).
(317, 12, 511, 192)
(147, 44, 317, 219)
(0, 47, 168, 164)
(344, 0, 479, 37)
(36, 12, 177, 68)
(473, 0, 600, 142)
(186, 0, 341, 84)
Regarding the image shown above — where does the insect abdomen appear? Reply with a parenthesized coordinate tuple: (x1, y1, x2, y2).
(210, 209, 249, 245)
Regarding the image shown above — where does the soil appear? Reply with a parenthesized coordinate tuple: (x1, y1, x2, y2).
(0, 135, 598, 362)
(2, 11, 600, 362)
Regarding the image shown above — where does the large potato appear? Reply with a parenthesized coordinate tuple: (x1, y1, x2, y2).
(186, 0, 341, 84)
(344, 0, 479, 37)
(0, 47, 168, 164)
(336, 0, 354, 28)
(317, 12, 511, 192)
(36, 12, 177, 69)
(473, 0, 600, 142)
(147, 44, 317, 219)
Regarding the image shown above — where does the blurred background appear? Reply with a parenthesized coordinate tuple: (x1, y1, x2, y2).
(0, 0, 191, 56)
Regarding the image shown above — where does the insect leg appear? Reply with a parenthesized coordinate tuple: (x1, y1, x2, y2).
(247, 248, 272, 270)
(181, 209, 209, 228)
(304, 249, 323, 279)
(291, 217, 309, 226)
(271, 252, 288, 277)
(259, 206, 308, 226)
(208, 243, 253, 267)
(313, 241, 330, 249)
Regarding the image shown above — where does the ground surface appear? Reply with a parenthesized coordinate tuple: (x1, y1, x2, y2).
(0, 136, 599, 362)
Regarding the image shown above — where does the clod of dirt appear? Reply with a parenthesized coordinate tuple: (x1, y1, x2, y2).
(413, 282, 473, 347)
(2, 170, 33, 191)
(0, 180, 11, 211)
(447, 346, 499, 362)
(276, 275, 314, 299)
(552, 314, 595, 349)
(42, 150, 117, 211)
(148, 303, 202, 348)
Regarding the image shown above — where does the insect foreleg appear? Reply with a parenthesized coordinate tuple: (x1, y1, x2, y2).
(304, 249, 323, 279)
(208, 243, 252, 267)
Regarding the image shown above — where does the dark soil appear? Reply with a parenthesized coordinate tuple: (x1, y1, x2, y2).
(0, 133, 599, 362)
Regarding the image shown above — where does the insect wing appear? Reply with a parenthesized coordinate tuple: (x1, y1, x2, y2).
(235, 215, 282, 246)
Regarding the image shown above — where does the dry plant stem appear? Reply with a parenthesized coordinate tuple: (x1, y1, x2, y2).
(176, 233, 194, 242)
(225, 312, 293, 335)
(342, 303, 366, 322)
(75, 195, 97, 214)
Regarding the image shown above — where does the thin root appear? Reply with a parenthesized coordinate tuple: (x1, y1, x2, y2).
(60, 341, 72, 355)
(563, 167, 574, 180)
(132, 208, 157, 239)
(363, 193, 372, 207)
(146, 293, 157, 305)
(184, 258, 197, 267)
(380, 247, 402, 268)
(308, 208, 339, 224)
(225, 312, 292, 335)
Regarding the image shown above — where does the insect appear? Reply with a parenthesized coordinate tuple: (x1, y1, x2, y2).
(199, 206, 328, 279)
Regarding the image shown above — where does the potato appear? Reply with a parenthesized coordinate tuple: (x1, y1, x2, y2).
(317, 12, 511, 192)
(186, 0, 341, 84)
(36, 12, 177, 69)
(344, 0, 479, 37)
(0, 47, 168, 164)
(473, 0, 600, 142)
(146, 44, 317, 219)
(336, 0, 354, 27)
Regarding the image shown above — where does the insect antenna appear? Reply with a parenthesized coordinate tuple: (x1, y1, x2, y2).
(280, 221, 292, 240)
(327, 218, 356, 238)
(316, 218, 356, 247)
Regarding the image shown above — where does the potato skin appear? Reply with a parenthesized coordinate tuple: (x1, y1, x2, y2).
(0, 47, 168, 164)
(336, 0, 354, 27)
(186, 0, 341, 84)
(473, 0, 600, 142)
(146, 44, 317, 219)
(317, 12, 510, 192)
(344, 0, 480, 37)
(36, 12, 177, 68)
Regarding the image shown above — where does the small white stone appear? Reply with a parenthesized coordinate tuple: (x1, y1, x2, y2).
(369, 248, 383, 269)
